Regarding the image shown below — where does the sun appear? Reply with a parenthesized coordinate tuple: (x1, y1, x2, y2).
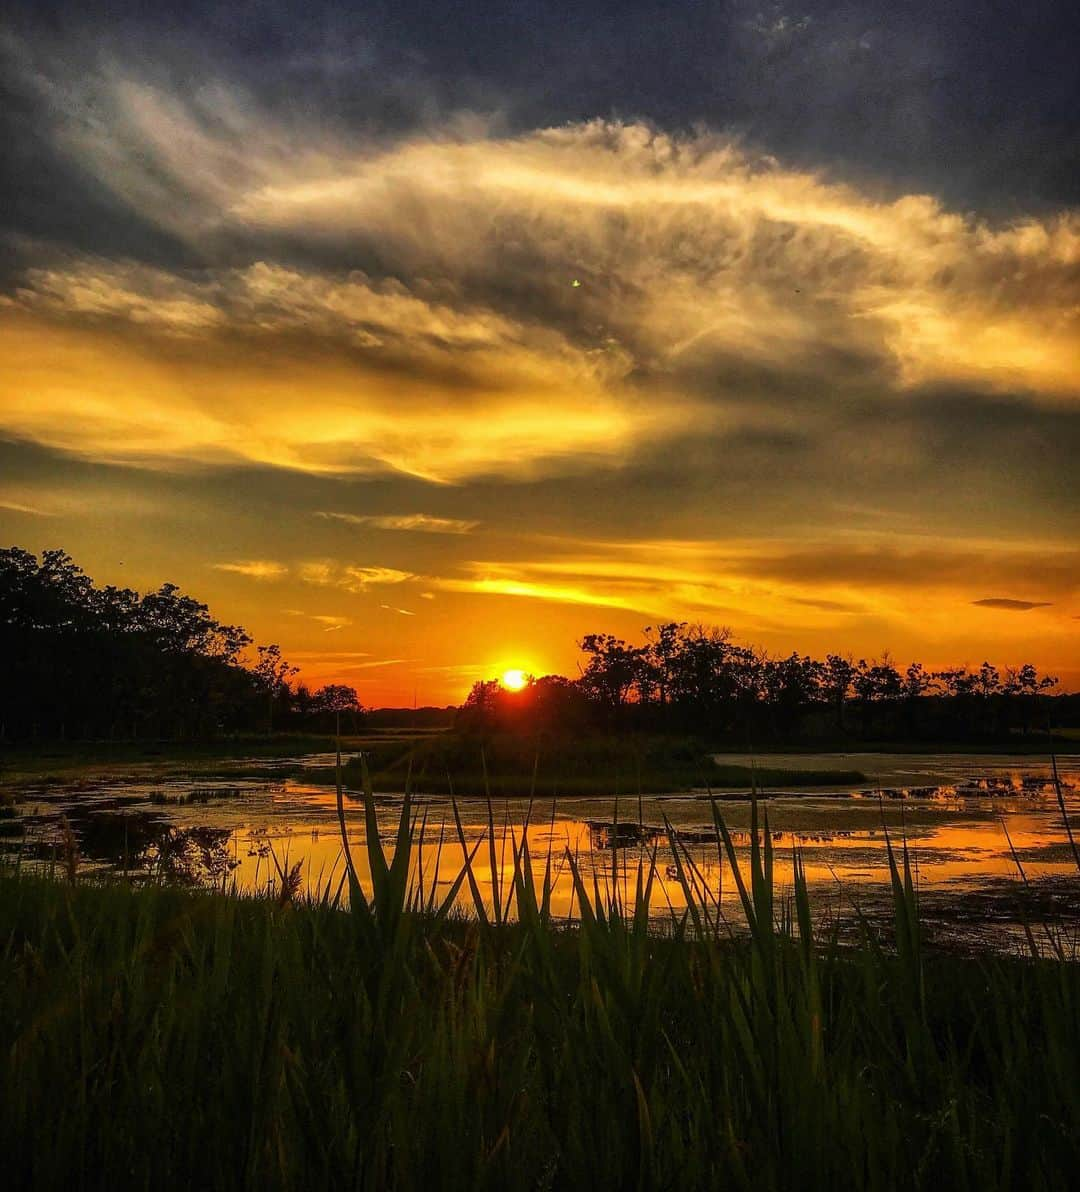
(501, 668, 528, 691)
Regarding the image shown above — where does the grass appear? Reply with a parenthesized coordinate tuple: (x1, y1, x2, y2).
(0, 731, 434, 786)
(1, 732, 864, 795)
(711, 735, 1080, 755)
(6, 729, 1074, 791)
(1, 749, 1078, 1190)
(319, 733, 866, 795)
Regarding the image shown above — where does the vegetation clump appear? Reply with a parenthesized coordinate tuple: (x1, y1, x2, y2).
(326, 732, 864, 795)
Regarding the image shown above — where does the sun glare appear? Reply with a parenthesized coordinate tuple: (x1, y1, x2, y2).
(501, 668, 528, 691)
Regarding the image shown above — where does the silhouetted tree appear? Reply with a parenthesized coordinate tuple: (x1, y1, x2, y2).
(0, 547, 297, 740)
(311, 684, 364, 732)
(822, 655, 856, 734)
(901, 662, 934, 737)
(254, 644, 299, 734)
(579, 634, 649, 719)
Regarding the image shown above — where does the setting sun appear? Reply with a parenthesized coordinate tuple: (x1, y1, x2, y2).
(502, 668, 529, 691)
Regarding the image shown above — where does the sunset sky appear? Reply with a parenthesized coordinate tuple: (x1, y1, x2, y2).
(1, 0, 1078, 702)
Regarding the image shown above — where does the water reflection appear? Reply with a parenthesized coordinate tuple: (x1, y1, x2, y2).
(2, 752, 1078, 950)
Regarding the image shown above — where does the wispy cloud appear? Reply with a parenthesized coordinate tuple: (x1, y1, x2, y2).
(335, 657, 412, 671)
(297, 562, 334, 586)
(311, 614, 351, 630)
(212, 558, 412, 590)
(284, 609, 353, 631)
(298, 560, 414, 591)
(212, 559, 288, 579)
(0, 500, 55, 517)
(287, 650, 373, 660)
(426, 537, 1079, 637)
(269, 651, 412, 674)
(414, 662, 488, 676)
(317, 511, 479, 534)
(345, 566, 413, 588)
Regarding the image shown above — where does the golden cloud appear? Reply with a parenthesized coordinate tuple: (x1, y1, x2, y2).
(0, 299, 665, 481)
(225, 122, 1080, 399)
(316, 511, 480, 534)
(1, 82, 1076, 486)
(212, 559, 288, 579)
(297, 561, 415, 591)
(0, 499, 55, 517)
(430, 535, 1080, 638)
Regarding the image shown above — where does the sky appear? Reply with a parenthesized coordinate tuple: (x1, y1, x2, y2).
(1, 0, 1078, 702)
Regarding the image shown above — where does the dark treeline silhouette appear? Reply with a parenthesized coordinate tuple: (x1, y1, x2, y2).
(0, 548, 362, 740)
(3, 548, 1073, 746)
(460, 622, 1074, 744)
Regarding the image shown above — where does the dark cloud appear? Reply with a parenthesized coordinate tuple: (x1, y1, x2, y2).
(972, 598, 1054, 611)
(3, 0, 1080, 269)
(790, 596, 857, 613)
(6, 3, 1080, 201)
(739, 548, 1080, 593)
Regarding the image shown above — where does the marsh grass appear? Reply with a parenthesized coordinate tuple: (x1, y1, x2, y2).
(323, 734, 866, 796)
(1, 748, 1078, 1190)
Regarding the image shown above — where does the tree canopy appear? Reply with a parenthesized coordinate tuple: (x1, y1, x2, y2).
(460, 622, 1063, 743)
(0, 548, 362, 740)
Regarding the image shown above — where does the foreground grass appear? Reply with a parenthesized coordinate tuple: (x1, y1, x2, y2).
(3, 794, 1079, 1190)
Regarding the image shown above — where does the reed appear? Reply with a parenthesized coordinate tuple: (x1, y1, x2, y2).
(1, 754, 1078, 1189)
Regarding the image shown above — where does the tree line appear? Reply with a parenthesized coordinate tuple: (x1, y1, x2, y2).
(460, 622, 1070, 743)
(3, 548, 1070, 745)
(0, 548, 362, 741)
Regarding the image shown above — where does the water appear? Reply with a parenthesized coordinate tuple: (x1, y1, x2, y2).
(4, 751, 1079, 952)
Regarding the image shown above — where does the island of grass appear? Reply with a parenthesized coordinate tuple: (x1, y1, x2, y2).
(318, 733, 867, 796)
(1, 731, 866, 795)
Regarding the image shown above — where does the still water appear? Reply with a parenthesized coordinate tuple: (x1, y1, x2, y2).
(4, 752, 1079, 952)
